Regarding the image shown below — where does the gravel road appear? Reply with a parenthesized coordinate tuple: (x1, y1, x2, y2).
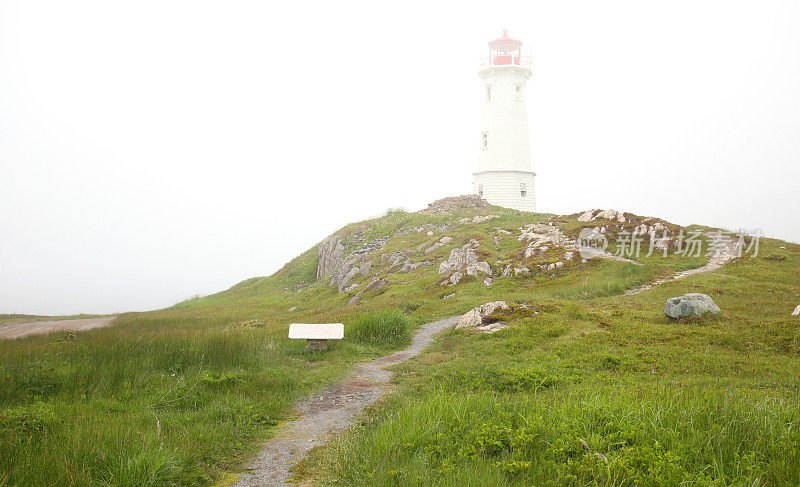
(0, 317, 117, 339)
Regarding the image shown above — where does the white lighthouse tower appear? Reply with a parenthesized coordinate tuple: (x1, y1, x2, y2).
(473, 30, 536, 212)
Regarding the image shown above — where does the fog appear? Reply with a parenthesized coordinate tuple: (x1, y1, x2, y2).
(1, 0, 798, 315)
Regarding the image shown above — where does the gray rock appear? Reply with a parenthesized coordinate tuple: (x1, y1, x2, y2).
(420, 195, 489, 214)
(443, 293, 455, 299)
(455, 301, 510, 329)
(457, 308, 482, 328)
(592, 209, 626, 222)
(483, 277, 493, 286)
(359, 260, 372, 276)
(364, 277, 388, 292)
(466, 261, 492, 276)
(664, 293, 721, 318)
(317, 235, 344, 280)
(337, 267, 360, 292)
(792, 305, 800, 317)
(439, 246, 477, 275)
(458, 214, 499, 224)
(474, 322, 508, 334)
(437, 240, 492, 285)
(347, 277, 388, 305)
(425, 236, 453, 254)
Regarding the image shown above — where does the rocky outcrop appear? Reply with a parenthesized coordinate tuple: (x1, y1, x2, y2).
(664, 293, 721, 318)
(424, 236, 453, 254)
(364, 277, 388, 292)
(501, 265, 530, 276)
(383, 250, 432, 273)
(347, 277, 388, 305)
(317, 235, 345, 280)
(419, 195, 489, 214)
(401, 261, 433, 272)
(331, 254, 372, 293)
(518, 223, 577, 259)
(384, 251, 411, 270)
(438, 240, 492, 285)
(578, 209, 627, 223)
(456, 301, 510, 331)
(459, 215, 499, 224)
(449, 271, 464, 285)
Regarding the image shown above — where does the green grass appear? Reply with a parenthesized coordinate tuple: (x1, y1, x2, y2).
(303, 235, 800, 485)
(2, 205, 798, 486)
(319, 387, 798, 486)
(348, 309, 412, 348)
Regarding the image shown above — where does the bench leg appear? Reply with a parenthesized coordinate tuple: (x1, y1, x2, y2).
(305, 339, 328, 351)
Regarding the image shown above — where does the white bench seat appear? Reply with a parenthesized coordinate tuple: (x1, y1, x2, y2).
(288, 323, 344, 350)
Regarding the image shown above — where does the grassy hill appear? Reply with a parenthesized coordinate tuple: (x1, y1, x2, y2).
(1, 197, 798, 486)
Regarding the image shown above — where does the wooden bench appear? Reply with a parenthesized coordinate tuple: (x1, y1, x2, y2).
(288, 323, 344, 350)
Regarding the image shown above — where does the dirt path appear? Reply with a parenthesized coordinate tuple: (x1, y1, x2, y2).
(624, 233, 738, 296)
(0, 317, 117, 339)
(233, 315, 460, 487)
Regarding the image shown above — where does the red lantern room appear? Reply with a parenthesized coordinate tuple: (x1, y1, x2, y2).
(483, 30, 530, 68)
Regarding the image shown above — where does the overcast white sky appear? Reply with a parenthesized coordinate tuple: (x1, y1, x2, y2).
(1, 0, 798, 315)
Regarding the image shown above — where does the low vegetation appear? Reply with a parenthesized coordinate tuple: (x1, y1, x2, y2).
(1, 203, 798, 486)
(348, 309, 412, 348)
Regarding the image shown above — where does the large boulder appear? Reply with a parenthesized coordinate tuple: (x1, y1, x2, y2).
(664, 293, 721, 319)
(456, 301, 510, 329)
(457, 308, 482, 328)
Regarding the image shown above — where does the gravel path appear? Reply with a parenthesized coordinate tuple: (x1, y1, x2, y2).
(624, 233, 739, 296)
(0, 317, 117, 339)
(233, 315, 460, 487)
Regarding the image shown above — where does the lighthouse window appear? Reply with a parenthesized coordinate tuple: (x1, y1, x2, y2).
(515, 84, 523, 100)
(478, 185, 484, 198)
(485, 85, 491, 101)
(481, 132, 488, 149)
(520, 183, 527, 197)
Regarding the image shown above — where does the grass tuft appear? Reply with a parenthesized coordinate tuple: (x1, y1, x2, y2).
(348, 309, 412, 348)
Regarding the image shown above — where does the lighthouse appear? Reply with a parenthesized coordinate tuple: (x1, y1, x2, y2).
(473, 30, 536, 212)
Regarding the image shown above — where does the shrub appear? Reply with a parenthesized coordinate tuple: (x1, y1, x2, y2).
(348, 309, 411, 347)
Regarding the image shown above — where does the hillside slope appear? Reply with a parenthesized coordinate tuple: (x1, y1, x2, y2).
(179, 195, 712, 324)
(1, 196, 798, 486)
